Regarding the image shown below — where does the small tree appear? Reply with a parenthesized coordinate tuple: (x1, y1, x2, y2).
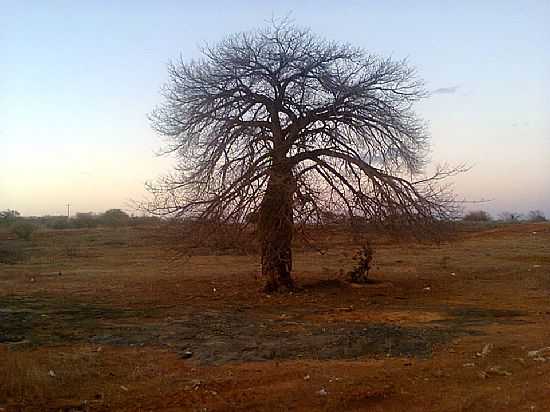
(0, 210, 20, 226)
(147, 21, 459, 291)
(462, 210, 492, 222)
(44, 216, 72, 230)
(11, 221, 36, 241)
(527, 210, 547, 222)
(100, 209, 130, 227)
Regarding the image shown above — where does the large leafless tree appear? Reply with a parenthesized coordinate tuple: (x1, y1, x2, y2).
(148, 22, 458, 291)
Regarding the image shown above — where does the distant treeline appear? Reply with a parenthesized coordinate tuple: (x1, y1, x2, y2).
(0, 209, 160, 230)
(462, 209, 547, 223)
(1, 208, 547, 232)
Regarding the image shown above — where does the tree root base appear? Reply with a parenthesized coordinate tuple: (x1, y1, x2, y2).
(263, 278, 295, 294)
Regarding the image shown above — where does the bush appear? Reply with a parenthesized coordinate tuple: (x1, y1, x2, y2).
(0, 242, 27, 264)
(74, 212, 99, 228)
(11, 222, 37, 241)
(462, 210, 492, 222)
(99, 209, 130, 227)
(348, 242, 374, 283)
(39, 216, 71, 230)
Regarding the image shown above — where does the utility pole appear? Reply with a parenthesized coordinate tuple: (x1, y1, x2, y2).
(66, 203, 71, 219)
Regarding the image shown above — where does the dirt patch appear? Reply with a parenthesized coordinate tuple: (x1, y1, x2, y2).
(442, 307, 528, 327)
(307, 309, 446, 325)
(500, 255, 550, 264)
(0, 295, 158, 347)
(1, 295, 486, 365)
(159, 310, 475, 364)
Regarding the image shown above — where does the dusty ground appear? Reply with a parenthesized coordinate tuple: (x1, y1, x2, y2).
(1, 222, 550, 411)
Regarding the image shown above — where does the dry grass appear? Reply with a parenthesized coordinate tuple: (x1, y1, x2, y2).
(0, 346, 104, 408)
(0, 348, 51, 404)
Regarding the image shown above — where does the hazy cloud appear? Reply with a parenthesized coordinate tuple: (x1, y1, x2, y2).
(432, 85, 459, 95)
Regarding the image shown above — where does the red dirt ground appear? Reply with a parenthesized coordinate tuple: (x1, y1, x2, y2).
(1, 222, 550, 411)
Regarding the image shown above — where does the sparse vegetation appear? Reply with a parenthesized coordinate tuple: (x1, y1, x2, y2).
(11, 221, 37, 241)
(30, 210, 148, 230)
(0, 209, 21, 226)
(1, 3, 547, 410)
(498, 211, 523, 223)
(0, 242, 27, 264)
(462, 210, 492, 222)
(0, 221, 549, 410)
(0, 223, 550, 412)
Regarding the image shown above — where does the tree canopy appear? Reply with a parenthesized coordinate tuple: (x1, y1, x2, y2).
(148, 21, 459, 290)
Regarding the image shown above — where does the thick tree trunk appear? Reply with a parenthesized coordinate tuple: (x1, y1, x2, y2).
(258, 164, 295, 292)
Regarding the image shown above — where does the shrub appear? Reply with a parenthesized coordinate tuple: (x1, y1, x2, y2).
(462, 210, 492, 222)
(99, 209, 130, 227)
(0, 242, 27, 264)
(74, 212, 99, 228)
(348, 242, 374, 283)
(11, 222, 37, 241)
(41, 216, 72, 230)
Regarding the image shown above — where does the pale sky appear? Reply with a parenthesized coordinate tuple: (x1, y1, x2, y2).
(1, 1, 549, 217)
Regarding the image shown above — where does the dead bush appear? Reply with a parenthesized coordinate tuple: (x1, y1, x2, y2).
(348, 242, 374, 283)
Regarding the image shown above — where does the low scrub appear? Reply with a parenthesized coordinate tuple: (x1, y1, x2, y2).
(0, 242, 27, 264)
(11, 222, 37, 241)
(161, 220, 258, 256)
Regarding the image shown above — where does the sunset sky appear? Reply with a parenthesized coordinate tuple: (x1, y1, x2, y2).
(1, 1, 549, 217)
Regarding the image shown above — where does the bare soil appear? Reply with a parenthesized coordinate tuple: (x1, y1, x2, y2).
(1, 222, 550, 411)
